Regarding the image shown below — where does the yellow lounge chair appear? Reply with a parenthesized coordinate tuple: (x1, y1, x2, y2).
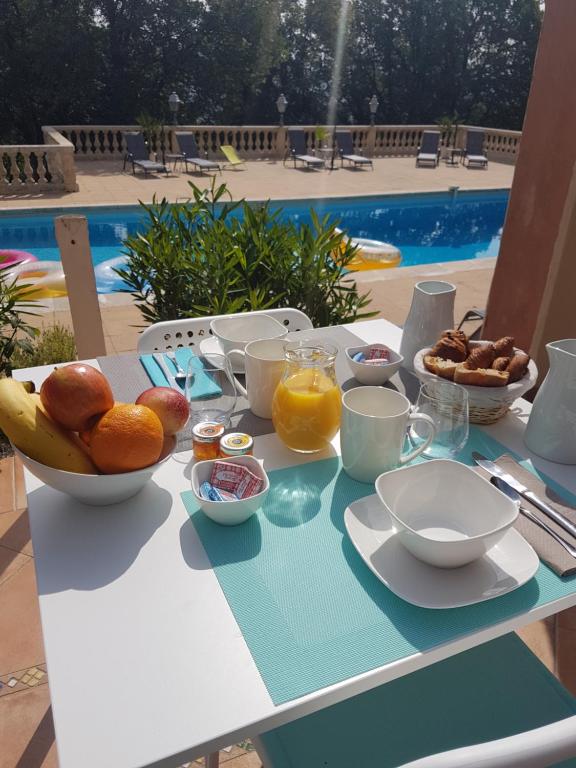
(220, 145, 246, 169)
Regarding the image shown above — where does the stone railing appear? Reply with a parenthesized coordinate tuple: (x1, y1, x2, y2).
(0, 127, 78, 193)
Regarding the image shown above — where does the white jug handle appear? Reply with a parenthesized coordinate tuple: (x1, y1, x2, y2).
(226, 349, 247, 397)
(400, 413, 436, 464)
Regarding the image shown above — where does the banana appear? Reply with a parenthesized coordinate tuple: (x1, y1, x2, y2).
(0, 378, 97, 474)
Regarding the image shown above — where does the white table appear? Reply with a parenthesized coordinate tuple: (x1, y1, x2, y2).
(15, 319, 576, 768)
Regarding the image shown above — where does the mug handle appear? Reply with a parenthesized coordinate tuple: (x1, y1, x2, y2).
(225, 349, 247, 397)
(399, 413, 436, 464)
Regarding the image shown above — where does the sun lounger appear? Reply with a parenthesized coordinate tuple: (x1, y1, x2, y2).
(464, 130, 489, 168)
(415, 131, 441, 167)
(335, 130, 373, 170)
(122, 132, 168, 176)
(220, 145, 246, 169)
(285, 129, 325, 169)
(174, 133, 221, 175)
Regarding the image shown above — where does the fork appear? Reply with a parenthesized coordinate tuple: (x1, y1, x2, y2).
(165, 350, 186, 380)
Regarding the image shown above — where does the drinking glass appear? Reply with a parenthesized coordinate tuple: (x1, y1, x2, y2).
(185, 354, 237, 427)
(409, 380, 469, 459)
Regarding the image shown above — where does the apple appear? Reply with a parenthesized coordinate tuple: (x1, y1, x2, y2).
(135, 387, 189, 436)
(40, 363, 115, 432)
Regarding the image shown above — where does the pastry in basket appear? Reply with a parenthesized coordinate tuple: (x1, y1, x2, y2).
(507, 352, 530, 383)
(430, 336, 467, 363)
(494, 336, 515, 358)
(423, 356, 459, 380)
(465, 343, 495, 370)
(454, 364, 509, 387)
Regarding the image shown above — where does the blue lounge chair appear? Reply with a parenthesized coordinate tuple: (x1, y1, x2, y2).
(122, 132, 167, 176)
(464, 130, 489, 168)
(285, 130, 325, 170)
(416, 131, 441, 167)
(335, 130, 373, 170)
(254, 634, 576, 767)
(174, 133, 221, 175)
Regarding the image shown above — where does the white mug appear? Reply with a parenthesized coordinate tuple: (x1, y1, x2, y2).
(227, 338, 286, 419)
(341, 387, 436, 483)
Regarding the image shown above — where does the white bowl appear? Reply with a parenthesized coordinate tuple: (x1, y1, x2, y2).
(14, 440, 174, 506)
(375, 460, 518, 568)
(210, 313, 287, 356)
(345, 344, 403, 385)
(191, 455, 270, 526)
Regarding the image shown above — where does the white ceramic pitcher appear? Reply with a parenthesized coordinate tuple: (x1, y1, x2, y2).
(524, 339, 576, 464)
(399, 281, 456, 370)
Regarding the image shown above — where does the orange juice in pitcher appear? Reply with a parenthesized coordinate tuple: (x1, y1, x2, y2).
(272, 341, 341, 453)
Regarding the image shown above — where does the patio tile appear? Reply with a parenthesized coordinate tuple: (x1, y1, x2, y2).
(556, 626, 576, 695)
(0, 558, 45, 676)
(0, 456, 27, 516)
(0, 545, 30, 589)
(0, 509, 32, 556)
(0, 685, 58, 768)
(516, 618, 556, 673)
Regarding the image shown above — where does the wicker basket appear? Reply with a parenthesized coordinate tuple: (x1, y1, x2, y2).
(413, 341, 538, 425)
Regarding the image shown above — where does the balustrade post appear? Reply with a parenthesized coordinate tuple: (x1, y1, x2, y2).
(367, 124, 376, 157)
(55, 216, 107, 358)
(60, 147, 79, 192)
(276, 126, 287, 160)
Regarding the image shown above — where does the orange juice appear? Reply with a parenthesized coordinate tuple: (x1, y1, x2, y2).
(272, 369, 342, 453)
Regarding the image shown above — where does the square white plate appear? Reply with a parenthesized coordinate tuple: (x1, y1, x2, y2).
(344, 494, 539, 609)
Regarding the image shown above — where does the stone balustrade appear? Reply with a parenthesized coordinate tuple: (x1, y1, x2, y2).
(0, 128, 78, 193)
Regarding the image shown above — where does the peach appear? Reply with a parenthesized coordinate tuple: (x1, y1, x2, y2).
(135, 387, 189, 436)
(40, 364, 114, 432)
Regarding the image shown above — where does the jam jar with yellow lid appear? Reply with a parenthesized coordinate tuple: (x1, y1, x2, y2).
(219, 432, 254, 457)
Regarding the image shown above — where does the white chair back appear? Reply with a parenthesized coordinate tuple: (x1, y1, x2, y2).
(137, 308, 313, 353)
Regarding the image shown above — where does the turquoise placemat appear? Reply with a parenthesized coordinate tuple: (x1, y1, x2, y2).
(181, 426, 576, 705)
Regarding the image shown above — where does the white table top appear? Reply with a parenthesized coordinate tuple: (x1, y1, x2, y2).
(15, 319, 576, 768)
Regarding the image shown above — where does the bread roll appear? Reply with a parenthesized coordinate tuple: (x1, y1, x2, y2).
(507, 352, 530, 383)
(430, 337, 467, 362)
(454, 365, 509, 387)
(492, 356, 510, 371)
(424, 355, 458, 380)
(465, 343, 496, 370)
(494, 336, 515, 358)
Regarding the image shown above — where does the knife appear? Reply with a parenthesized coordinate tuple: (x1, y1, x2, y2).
(153, 352, 181, 391)
(472, 451, 576, 539)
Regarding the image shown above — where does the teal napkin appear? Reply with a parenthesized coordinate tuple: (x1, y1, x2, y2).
(140, 349, 222, 398)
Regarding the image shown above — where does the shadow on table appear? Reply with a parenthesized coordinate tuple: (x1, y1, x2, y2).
(179, 511, 262, 569)
(31, 481, 171, 594)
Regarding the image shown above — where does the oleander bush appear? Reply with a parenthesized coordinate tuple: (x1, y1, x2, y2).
(10, 324, 77, 371)
(0, 264, 40, 378)
(117, 181, 375, 327)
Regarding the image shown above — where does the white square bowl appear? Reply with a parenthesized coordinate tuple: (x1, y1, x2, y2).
(345, 343, 403, 385)
(191, 455, 270, 526)
(375, 460, 518, 568)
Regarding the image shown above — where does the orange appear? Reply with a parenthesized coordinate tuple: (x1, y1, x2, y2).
(90, 404, 164, 474)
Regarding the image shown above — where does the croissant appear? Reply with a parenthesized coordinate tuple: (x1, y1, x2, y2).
(492, 356, 510, 372)
(465, 343, 496, 370)
(507, 352, 530, 383)
(430, 337, 468, 363)
(494, 336, 515, 358)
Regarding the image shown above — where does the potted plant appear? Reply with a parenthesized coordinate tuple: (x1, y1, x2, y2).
(314, 126, 330, 149)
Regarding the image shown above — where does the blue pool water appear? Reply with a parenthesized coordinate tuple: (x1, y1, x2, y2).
(0, 190, 508, 293)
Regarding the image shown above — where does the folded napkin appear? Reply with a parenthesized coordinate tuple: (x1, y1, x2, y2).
(140, 348, 222, 398)
(475, 454, 576, 577)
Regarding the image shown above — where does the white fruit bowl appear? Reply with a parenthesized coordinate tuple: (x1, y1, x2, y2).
(13, 440, 174, 506)
(375, 460, 518, 568)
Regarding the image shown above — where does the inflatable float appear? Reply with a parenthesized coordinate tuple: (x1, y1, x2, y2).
(0, 249, 37, 269)
(8, 260, 67, 299)
(334, 228, 402, 271)
(93, 255, 128, 293)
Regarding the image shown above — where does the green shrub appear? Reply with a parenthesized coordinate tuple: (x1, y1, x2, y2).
(117, 181, 375, 328)
(10, 324, 77, 370)
(0, 265, 40, 377)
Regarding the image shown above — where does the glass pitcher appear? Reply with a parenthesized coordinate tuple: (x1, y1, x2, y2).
(272, 340, 341, 453)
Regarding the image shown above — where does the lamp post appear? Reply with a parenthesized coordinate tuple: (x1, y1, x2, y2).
(276, 93, 288, 126)
(369, 94, 379, 126)
(168, 92, 182, 125)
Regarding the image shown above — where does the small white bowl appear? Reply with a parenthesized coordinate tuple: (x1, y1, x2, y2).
(191, 455, 270, 526)
(210, 313, 287, 356)
(345, 344, 403, 385)
(375, 460, 518, 568)
(14, 440, 174, 506)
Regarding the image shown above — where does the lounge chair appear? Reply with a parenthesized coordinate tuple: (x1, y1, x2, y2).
(122, 132, 168, 176)
(220, 145, 246, 169)
(464, 130, 489, 168)
(174, 133, 221, 175)
(335, 130, 373, 170)
(285, 129, 325, 170)
(415, 131, 441, 167)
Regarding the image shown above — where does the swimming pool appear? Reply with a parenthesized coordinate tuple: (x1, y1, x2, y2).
(0, 190, 508, 293)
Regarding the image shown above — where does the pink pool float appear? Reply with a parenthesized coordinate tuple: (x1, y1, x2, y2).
(0, 249, 37, 268)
